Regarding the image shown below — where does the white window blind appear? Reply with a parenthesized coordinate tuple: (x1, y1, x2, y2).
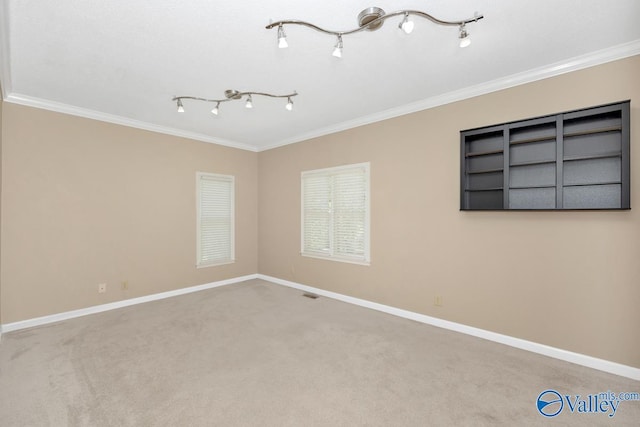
(301, 163, 370, 265)
(196, 172, 234, 268)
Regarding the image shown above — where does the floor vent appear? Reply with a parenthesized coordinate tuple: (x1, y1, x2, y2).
(302, 293, 319, 299)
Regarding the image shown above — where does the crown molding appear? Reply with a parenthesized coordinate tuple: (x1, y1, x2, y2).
(3, 93, 259, 152)
(259, 39, 640, 151)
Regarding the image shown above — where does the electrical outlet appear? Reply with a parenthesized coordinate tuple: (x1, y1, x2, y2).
(98, 283, 107, 293)
(121, 280, 129, 290)
(434, 296, 443, 307)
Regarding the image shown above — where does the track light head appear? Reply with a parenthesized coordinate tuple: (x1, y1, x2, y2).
(245, 95, 253, 109)
(459, 24, 471, 48)
(399, 13, 414, 34)
(286, 97, 293, 111)
(332, 35, 343, 58)
(176, 99, 184, 113)
(277, 24, 288, 48)
(211, 102, 220, 115)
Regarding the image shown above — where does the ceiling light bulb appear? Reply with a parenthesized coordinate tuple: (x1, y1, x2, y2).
(399, 13, 414, 34)
(277, 24, 288, 49)
(459, 25, 471, 48)
(245, 95, 253, 109)
(332, 35, 343, 58)
(177, 99, 184, 113)
(285, 97, 293, 111)
(211, 102, 220, 115)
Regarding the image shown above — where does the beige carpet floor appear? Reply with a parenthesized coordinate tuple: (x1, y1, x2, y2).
(0, 279, 638, 426)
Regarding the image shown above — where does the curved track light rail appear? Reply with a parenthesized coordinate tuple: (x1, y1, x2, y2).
(267, 7, 483, 54)
(266, 9, 483, 36)
(173, 90, 298, 114)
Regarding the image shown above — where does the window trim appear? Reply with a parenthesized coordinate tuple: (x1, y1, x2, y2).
(301, 162, 370, 266)
(196, 172, 235, 268)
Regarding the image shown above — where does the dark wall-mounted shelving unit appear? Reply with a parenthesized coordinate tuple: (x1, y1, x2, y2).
(460, 101, 630, 210)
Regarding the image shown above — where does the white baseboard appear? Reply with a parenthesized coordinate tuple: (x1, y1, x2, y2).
(1, 274, 258, 333)
(257, 274, 640, 382)
(2, 272, 638, 381)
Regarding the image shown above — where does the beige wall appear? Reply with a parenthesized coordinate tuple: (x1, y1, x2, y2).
(258, 55, 640, 368)
(0, 104, 258, 323)
(0, 97, 3, 328)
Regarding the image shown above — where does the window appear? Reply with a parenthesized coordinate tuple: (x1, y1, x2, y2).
(196, 172, 234, 268)
(301, 162, 370, 265)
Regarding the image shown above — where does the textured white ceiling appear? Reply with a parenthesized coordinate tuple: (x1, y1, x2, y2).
(1, 0, 640, 151)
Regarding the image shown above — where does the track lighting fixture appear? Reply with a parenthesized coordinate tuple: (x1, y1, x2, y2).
(266, 6, 483, 56)
(173, 90, 298, 116)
